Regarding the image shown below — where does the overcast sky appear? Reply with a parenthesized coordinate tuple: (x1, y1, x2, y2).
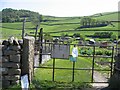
(0, 0, 120, 17)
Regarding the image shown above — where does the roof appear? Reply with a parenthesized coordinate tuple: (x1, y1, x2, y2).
(89, 39, 95, 42)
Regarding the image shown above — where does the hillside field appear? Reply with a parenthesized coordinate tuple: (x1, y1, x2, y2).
(1, 11, 119, 39)
(1, 11, 118, 89)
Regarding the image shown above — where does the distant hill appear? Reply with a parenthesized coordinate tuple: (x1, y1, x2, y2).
(91, 11, 119, 21)
(1, 8, 119, 23)
(1, 8, 41, 23)
(1, 8, 119, 39)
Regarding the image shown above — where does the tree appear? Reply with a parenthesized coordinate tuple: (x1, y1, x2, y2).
(80, 17, 87, 26)
(30, 14, 43, 40)
(61, 33, 65, 39)
(80, 17, 92, 26)
(80, 16, 108, 28)
(80, 35, 85, 41)
(110, 34, 117, 41)
(73, 33, 80, 37)
(30, 14, 43, 27)
(91, 18, 96, 26)
(2, 8, 42, 23)
(44, 33, 53, 42)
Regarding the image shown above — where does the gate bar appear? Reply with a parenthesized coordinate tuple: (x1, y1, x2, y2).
(39, 28, 43, 64)
(52, 58, 55, 81)
(72, 61, 75, 82)
(34, 66, 111, 71)
(91, 46, 95, 82)
(110, 46, 114, 77)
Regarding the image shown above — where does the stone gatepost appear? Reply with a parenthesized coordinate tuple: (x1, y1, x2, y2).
(109, 39, 120, 89)
(21, 36, 35, 84)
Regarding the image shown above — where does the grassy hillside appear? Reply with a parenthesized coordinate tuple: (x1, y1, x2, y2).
(1, 11, 119, 39)
(91, 11, 119, 21)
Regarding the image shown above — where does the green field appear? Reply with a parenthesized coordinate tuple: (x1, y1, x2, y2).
(34, 44, 113, 82)
(93, 12, 118, 21)
(1, 11, 119, 39)
(1, 11, 118, 89)
(34, 57, 92, 82)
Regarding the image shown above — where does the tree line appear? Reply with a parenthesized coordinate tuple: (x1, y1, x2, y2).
(1, 8, 42, 23)
(80, 17, 109, 28)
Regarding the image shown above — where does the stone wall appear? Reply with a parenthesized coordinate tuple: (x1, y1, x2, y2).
(1, 36, 35, 88)
(1, 40, 21, 88)
(0, 45, 3, 89)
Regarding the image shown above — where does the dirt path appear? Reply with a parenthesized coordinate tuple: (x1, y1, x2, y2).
(92, 71, 109, 89)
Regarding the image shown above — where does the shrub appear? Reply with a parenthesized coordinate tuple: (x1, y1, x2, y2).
(79, 48, 87, 55)
(104, 51, 112, 56)
(95, 50, 103, 55)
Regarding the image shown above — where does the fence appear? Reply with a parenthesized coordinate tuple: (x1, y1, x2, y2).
(28, 28, 117, 83)
(34, 42, 115, 83)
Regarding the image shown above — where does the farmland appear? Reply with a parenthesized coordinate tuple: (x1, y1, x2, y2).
(1, 11, 119, 40)
(1, 10, 119, 89)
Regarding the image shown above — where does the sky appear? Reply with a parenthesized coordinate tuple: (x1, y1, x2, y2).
(0, 0, 120, 17)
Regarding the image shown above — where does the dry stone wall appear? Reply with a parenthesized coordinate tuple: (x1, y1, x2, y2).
(1, 36, 35, 88)
(1, 40, 22, 88)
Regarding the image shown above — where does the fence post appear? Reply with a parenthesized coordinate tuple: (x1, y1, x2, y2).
(110, 46, 114, 77)
(72, 61, 75, 82)
(52, 58, 55, 81)
(39, 28, 43, 64)
(91, 45, 95, 82)
(22, 17, 26, 39)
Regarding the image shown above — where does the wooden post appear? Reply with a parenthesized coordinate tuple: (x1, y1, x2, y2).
(39, 28, 43, 64)
(35, 25, 39, 41)
(22, 17, 26, 39)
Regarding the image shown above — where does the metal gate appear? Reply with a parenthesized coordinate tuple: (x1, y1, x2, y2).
(33, 29, 115, 83)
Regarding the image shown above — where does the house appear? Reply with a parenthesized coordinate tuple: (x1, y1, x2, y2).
(100, 41, 108, 48)
(89, 39, 95, 44)
(75, 37, 81, 41)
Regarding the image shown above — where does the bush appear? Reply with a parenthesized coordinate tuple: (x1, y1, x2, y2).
(95, 50, 103, 55)
(79, 48, 87, 55)
(104, 51, 112, 56)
